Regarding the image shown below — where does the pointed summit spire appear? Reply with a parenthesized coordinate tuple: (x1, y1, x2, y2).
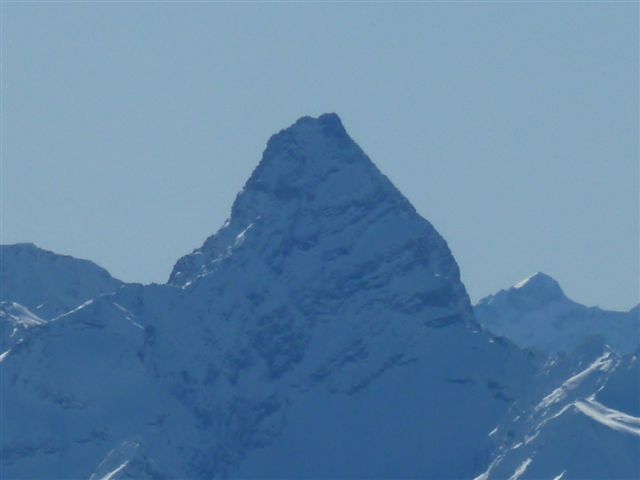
(237, 112, 390, 212)
(170, 113, 421, 286)
(169, 113, 471, 332)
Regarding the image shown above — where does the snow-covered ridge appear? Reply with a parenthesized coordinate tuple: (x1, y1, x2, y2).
(536, 349, 615, 410)
(478, 342, 639, 479)
(575, 397, 640, 437)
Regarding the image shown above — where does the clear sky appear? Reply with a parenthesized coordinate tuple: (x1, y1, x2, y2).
(2, 2, 638, 310)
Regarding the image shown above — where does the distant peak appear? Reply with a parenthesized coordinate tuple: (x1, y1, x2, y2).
(511, 272, 565, 300)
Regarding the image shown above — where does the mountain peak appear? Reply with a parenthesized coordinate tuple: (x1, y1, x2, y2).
(169, 113, 473, 333)
(512, 272, 563, 295)
(476, 272, 567, 311)
(504, 272, 566, 305)
(170, 113, 419, 286)
(244, 112, 366, 193)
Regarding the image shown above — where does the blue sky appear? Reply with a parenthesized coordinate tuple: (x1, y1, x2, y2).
(2, 2, 638, 310)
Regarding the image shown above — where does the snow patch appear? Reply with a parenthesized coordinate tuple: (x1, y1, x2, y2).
(574, 396, 640, 437)
(513, 273, 540, 289)
(52, 298, 95, 321)
(509, 458, 532, 480)
(234, 223, 254, 247)
(0, 349, 11, 363)
(95, 462, 129, 480)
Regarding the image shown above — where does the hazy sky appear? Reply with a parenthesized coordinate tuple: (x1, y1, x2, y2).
(2, 2, 638, 310)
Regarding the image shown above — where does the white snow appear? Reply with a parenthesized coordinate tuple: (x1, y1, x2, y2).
(0, 349, 11, 363)
(52, 298, 95, 321)
(477, 342, 639, 480)
(513, 273, 540, 289)
(234, 223, 253, 246)
(575, 396, 640, 437)
(538, 351, 614, 409)
(1, 302, 46, 351)
(509, 458, 532, 480)
(96, 462, 129, 480)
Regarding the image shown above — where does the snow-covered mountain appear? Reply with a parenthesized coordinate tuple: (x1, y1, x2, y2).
(475, 272, 640, 355)
(1, 114, 638, 480)
(479, 339, 639, 479)
(0, 243, 123, 319)
(1, 114, 534, 479)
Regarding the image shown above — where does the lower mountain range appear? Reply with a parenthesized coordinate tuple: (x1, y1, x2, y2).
(1, 114, 638, 479)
